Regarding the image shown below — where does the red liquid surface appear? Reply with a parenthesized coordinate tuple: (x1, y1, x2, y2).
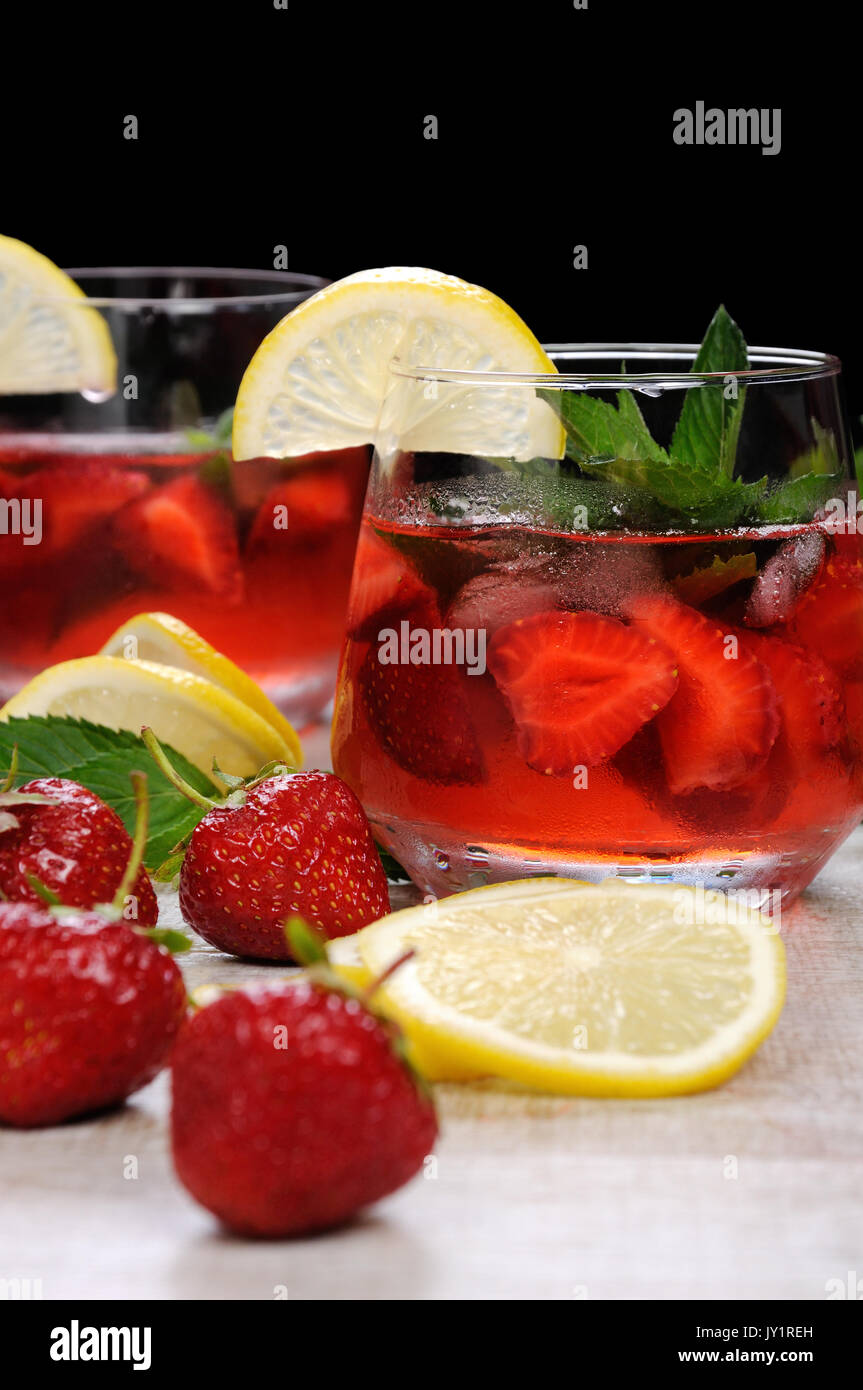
(332, 515, 863, 895)
(0, 443, 369, 716)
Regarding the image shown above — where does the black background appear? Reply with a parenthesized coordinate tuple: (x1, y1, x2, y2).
(5, 1, 858, 423)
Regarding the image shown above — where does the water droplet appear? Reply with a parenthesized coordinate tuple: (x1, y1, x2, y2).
(433, 849, 450, 871)
(80, 386, 115, 404)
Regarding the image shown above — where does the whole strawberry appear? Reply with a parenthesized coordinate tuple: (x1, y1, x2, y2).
(171, 969, 437, 1236)
(0, 900, 186, 1126)
(0, 777, 158, 925)
(143, 730, 389, 960)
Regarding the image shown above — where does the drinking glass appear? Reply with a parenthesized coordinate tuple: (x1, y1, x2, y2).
(0, 268, 371, 722)
(332, 345, 862, 904)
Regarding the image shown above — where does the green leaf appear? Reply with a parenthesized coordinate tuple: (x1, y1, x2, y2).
(540, 388, 668, 467)
(670, 305, 749, 478)
(758, 472, 841, 524)
(0, 717, 219, 870)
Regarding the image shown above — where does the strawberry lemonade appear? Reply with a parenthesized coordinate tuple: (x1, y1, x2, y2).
(333, 513, 863, 899)
(0, 438, 368, 712)
(0, 244, 359, 720)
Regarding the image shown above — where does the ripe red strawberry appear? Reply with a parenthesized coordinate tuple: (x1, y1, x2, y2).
(626, 595, 780, 794)
(357, 600, 484, 784)
(348, 527, 433, 638)
(487, 609, 678, 775)
(170, 975, 437, 1236)
(177, 771, 389, 960)
(788, 549, 863, 677)
(247, 472, 354, 552)
(0, 461, 150, 572)
(0, 777, 158, 925)
(115, 475, 242, 600)
(0, 901, 186, 1126)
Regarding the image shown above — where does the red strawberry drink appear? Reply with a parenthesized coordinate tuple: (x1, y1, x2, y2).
(332, 327, 863, 903)
(0, 438, 368, 715)
(0, 268, 368, 723)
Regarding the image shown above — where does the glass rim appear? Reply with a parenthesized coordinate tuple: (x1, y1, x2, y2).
(49, 265, 329, 309)
(389, 343, 842, 389)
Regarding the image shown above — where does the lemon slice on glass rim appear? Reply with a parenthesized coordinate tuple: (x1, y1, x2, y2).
(347, 878, 786, 1097)
(0, 234, 116, 395)
(232, 266, 564, 464)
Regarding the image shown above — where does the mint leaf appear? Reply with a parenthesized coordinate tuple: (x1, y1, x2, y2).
(0, 717, 218, 869)
(758, 472, 841, 524)
(541, 389, 667, 466)
(670, 305, 749, 478)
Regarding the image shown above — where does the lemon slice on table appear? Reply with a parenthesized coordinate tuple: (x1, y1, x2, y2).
(350, 879, 786, 1096)
(100, 611, 302, 767)
(232, 266, 564, 464)
(0, 656, 296, 780)
(0, 234, 116, 395)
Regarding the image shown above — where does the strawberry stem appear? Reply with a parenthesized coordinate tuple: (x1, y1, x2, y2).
(25, 873, 61, 908)
(141, 727, 219, 811)
(112, 771, 149, 912)
(362, 948, 416, 1004)
(0, 744, 18, 793)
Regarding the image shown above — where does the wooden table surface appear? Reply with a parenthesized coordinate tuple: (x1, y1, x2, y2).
(2, 724, 862, 1301)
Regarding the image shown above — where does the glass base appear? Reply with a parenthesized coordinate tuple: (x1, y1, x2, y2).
(369, 813, 853, 910)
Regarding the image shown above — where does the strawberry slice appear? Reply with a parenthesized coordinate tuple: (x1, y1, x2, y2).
(626, 595, 780, 794)
(788, 550, 863, 677)
(0, 461, 150, 571)
(247, 472, 355, 552)
(115, 476, 242, 600)
(349, 528, 433, 638)
(742, 631, 843, 756)
(487, 610, 678, 775)
(358, 599, 483, 784)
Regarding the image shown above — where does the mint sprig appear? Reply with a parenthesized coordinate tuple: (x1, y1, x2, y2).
(0, 717, 219, 869)
(531, 306, 841, 531)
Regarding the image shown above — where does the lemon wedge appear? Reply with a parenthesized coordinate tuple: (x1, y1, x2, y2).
(232, 266, 563, 464)
(0, 234, 116, 395)
(99, 612, 302, 767)
(350, 879, 786, 1096)
(0, 656, 296, 779)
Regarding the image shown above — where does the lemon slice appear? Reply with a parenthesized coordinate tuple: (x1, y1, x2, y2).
(233, 266, 564, 464)
(99, 612, 302, 768)
(352, 879, 786, 1096)
(0, 234, 117, 395)
(0, 656, 296, 779)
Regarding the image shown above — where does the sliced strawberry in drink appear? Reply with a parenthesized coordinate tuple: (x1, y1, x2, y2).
(487, 609, 678, 776)
(744, 532, 826, 628)
(742, 631, 843, 756)
(349, 528, 433, 638)
(115, 476, 242, 601)
(0, 461, 150, 571)
(246, 472, 355, 552)
(358, 599, 483, 784)
(788, 550, 863, 676)
(626, 595, 780, 795)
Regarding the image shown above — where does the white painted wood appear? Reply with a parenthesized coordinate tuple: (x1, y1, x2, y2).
(2, 725, 861, 1300)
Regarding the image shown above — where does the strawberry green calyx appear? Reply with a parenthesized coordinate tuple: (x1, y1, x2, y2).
(142, 728, 297, 815)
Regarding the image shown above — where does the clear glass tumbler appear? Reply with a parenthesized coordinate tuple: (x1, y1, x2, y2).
(332, 344, 862, 904)
(0, 268, 371, 722)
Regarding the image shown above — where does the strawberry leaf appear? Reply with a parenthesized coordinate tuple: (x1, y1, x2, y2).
(0, 716, 219, 870)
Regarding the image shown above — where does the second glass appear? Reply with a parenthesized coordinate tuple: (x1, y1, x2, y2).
(0, 267, 370, 723)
